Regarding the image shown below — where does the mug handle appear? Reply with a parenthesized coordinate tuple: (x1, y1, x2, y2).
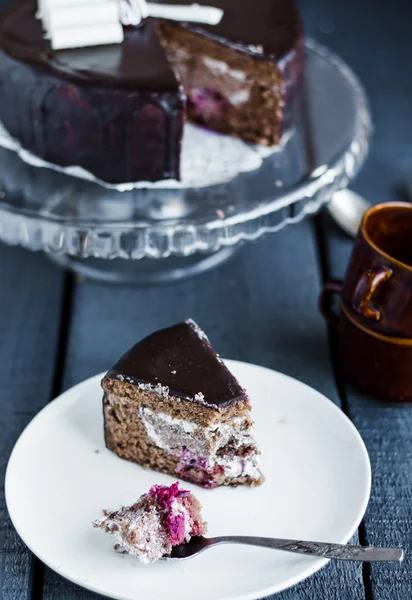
(319, 280, 343, 329)
(352, 263, 393, 321)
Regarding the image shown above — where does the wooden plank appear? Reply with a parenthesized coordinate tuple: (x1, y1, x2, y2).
(0, 245, 64, 600)
(321, 212, 412, 600)
(305, 0, 412, 598)
(41, 220, 365, 599)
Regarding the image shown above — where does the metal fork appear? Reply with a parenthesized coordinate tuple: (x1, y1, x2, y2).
(169, 536, 404, 562)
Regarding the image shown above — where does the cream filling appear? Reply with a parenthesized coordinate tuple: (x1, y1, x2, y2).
(229, 89, 250, 106)
(140, 407, 254, 452)
(203, 57, 247, 82)
(97, 498, 193, 563)
(215, 454, 262, 479)
(201, 58, 251, 106)
(170, 498, 192, 542)
(98, 506, 168, 564)
(146, 410, 198, 433)
(139, 406, 261, 480)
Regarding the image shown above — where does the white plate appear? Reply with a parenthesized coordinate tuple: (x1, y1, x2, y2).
(6, 360, 371, 600)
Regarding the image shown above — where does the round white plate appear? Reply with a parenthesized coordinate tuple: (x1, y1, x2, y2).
(6, 360, 371, 600)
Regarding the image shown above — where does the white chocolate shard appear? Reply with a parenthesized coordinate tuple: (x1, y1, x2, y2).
(119, 0, 149, 26)
(44, 0, 103, 6)
(39, 0, 223, 51)
(45, 2, 120, 30)
(147, 3, 223, 25)
(50, 22, 123, 49)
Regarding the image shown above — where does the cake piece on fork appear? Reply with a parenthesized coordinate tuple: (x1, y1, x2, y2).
(102, 319, 264, 489)
(93, 482, 206, 563)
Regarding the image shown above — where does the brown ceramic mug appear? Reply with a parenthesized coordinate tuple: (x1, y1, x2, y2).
(320, 202, 412, 402)
(342, 202, 412, 337)
(321, 280, 412, 402)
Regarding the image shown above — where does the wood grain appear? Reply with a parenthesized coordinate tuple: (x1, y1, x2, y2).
(40, 221, 365, 599)
(0, 247, 64, 600)
(307, 0, 412, 598)
(4, 1, 409, 599)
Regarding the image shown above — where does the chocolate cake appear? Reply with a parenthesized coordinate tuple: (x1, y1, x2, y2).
(0, 0, 303, 183)
(102, 319, 264, 488)
(93, 482, 207, 563)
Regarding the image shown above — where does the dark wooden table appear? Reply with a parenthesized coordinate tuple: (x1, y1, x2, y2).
(1, 0, 412, 598)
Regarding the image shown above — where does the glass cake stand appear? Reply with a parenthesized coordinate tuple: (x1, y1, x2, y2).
(0, 40, 372, 284)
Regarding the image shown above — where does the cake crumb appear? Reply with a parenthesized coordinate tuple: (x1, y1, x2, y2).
(94, 449, 100, 453)
(171, 370, 177, 374)
(185, 319, 209, 341)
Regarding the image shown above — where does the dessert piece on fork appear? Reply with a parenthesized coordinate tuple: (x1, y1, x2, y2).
(93, 482, 207, 563)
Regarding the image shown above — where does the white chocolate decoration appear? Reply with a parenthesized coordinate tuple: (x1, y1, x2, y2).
(42, 0, 103, 8)
(46, 2, 120, 30)
(146, 3, 223, 25)
(119, 1, 223, 27)
(50, 22, 123, 50)
(119, 0, 149, 26)
(40, 0, 123, 50)
(40, 0, 223, 51)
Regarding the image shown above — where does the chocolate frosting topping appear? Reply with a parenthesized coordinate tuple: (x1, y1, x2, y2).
(171, 0, 301, 59)
(107, 320, 246, 407)
(0, 0, 178, 89)
(0, 0, 301, 88)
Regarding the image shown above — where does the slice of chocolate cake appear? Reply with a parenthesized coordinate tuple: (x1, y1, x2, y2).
(93, 482, 207, 563)
(102, 319, 264, 488)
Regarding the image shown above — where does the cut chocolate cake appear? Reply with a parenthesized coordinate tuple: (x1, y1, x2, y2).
(93, 482, 207, 563)
(102, 319, 264, 488)
(157, 0, 304, 146)
(0, 0, 303, 183)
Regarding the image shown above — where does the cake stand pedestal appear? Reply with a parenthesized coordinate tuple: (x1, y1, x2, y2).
(48, 249, 238, 285)
(0, 40, 371, 285)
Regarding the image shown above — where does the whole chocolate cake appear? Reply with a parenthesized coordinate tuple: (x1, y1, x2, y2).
(0, 0, 303, 183)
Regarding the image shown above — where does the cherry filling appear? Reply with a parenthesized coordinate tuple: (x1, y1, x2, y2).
(149, 483, 192, 545)
(175, 450, 225, 489)
(188, 87, 232, 124)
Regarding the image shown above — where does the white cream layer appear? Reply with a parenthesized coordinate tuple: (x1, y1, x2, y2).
(95, 497, 193, 563)
(203, 58, 247, 82)
(139, 406, 261, 481)
(170, 498, 193, 542)
(97, 505, 166, 564)
(202, 58, 251, 106)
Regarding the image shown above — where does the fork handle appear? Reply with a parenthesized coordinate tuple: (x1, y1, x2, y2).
(210, 536, 404, 562)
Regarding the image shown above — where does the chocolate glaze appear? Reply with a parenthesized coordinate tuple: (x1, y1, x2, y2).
(0, 0, 301, 88)
(50, 22, 178, 90)
(170, 0, 301, 60)
(106, 320, 246, 408)
(0, 1, 179, 89)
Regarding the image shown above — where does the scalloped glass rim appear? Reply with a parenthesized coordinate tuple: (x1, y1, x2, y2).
(0, 39, 372, 259)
